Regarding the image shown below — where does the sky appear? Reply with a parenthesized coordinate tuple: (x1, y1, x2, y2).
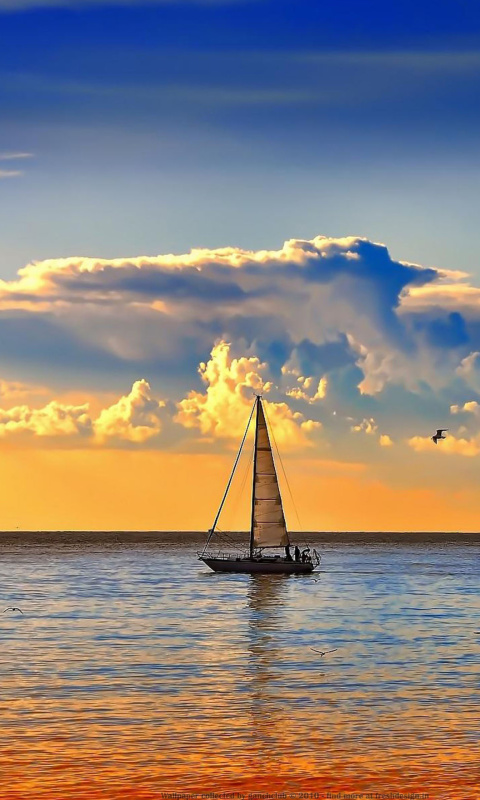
(1, 0, 480, 530)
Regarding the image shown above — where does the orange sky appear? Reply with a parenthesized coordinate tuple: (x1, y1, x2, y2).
(2, 447, 479, 531)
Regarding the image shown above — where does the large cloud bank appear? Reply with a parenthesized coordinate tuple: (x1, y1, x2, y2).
(3, 233, 480, 457)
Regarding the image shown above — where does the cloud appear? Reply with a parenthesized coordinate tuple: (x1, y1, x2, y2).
(0, 341, 323, 451)
(94, 379, 165, 443)
(0, 234, 441, 395)
(408, 434, 480, 457)
(450, 400, 480, 415)
(175, 340, 320, 447)
(0, 400, 92, 439)
(0, 379, 166, 445)
(351, 417, 378, 435)
(286, 375, 328, 404)
(379, 434, 393, 447)
(0, 169, 23, 178)
(0, 377, 48, 404)
(0, 152, 33, 160)
(5, 231, 480, 467)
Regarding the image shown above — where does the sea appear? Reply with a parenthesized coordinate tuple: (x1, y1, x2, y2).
(0, 531, 479, 800)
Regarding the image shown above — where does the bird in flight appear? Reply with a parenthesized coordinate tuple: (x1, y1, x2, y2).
(3, 607, 23, 614)
(431, 429, 448, 444)
(310, 647, 338, 656)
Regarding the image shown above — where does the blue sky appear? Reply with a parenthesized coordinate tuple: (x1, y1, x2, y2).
(1, 0, 480, 277)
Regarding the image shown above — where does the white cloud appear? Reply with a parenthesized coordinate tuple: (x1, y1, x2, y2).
(0, 169, 23, 179)
(286, 375, 328, 404)
(1, 231, 480, 412)
(0, 152, 33, 160)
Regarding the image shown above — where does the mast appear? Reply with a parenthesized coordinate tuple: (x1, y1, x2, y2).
(249, 395, 260, 558)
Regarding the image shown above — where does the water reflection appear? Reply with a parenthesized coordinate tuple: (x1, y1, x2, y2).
(0, 540, 479, 797)
(246, 575, 287, 768)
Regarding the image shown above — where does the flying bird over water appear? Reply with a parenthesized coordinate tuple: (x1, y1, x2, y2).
(310, 648, 338, 656)
(431, 429, 448, 444)
(3, 607, 23, 614)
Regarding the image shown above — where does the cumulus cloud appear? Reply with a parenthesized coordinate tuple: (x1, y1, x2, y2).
(351, 417, 378, 435)
(286, 375, 328, 404)
(0, 342, 322, 451)
(94, 379, 165, 443)
(0, 234, 444, 395)
(5, 231, 480, 469)
(408, 434, 480, 457)
(450, 400, 480, 415)
(0, 380, 166, 445)
(175, 340, 320, 447)
(379, 434, 393, 447)
(0, 400, 92, 439)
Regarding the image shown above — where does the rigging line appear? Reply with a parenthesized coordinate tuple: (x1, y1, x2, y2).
(212, 523, 246, 548)
(202, 398, 257, 555)
(263, 399, 303, 534)
(213, 531, 241, 549)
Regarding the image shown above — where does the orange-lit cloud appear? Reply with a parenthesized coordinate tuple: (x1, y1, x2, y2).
(176, 341, 321, 447)
(0, 399, 92, 439)
(351, 417, 377, 434)
(94, 379, 165, 443)
(408, 434, 480, 456)
(450, 400, 480, 415)
(0, 379, 166, 445)
(286, 375, 328, 403)
(379, 434, 393, 447)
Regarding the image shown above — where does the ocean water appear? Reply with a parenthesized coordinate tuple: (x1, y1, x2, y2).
(0, 533, 479, 800)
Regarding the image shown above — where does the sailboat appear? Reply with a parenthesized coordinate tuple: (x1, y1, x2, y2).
(199, 395, 320, 575)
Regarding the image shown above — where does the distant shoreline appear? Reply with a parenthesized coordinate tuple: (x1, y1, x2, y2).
(0, 530, 479, 547)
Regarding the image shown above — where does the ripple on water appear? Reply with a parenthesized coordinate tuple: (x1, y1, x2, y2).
(0, 538, 479, 798)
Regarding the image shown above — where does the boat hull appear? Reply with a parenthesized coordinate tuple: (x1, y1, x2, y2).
(201, 556, 315, 575)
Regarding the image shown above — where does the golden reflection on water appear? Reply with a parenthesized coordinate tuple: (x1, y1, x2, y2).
(0, 540, 479, 799)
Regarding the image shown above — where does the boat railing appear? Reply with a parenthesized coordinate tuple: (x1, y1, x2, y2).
(199, 550, 249, 561)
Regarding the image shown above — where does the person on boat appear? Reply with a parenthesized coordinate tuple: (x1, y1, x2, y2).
(285, 544, 293, 561)
(301, 547, 311, 563)
(294, 545, 301, 562)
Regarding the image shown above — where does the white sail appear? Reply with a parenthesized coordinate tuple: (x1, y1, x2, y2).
(252, 399, 289, 548)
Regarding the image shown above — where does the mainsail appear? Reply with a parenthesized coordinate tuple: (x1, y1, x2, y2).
(251, 398, 289, 549)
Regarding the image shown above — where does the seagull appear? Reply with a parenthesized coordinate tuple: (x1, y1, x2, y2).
(3, 607, 23, 614)
(431, 429, 448, 444)
(310, 647, 338, 656)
